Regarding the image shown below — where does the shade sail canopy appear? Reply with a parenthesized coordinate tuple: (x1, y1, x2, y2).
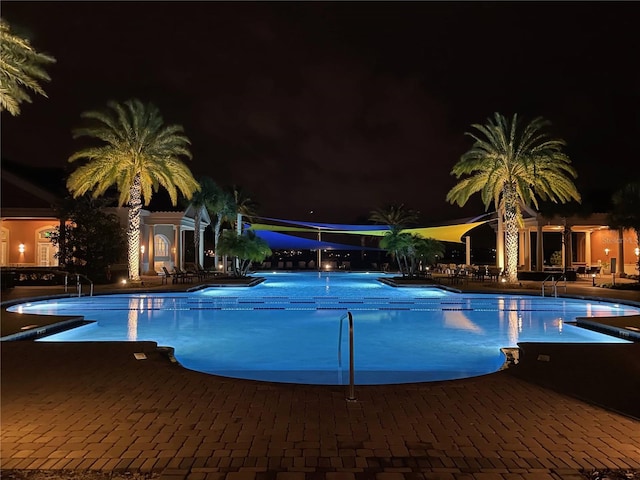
(249, 218, 487, 245)
(252, 230, 380, 251)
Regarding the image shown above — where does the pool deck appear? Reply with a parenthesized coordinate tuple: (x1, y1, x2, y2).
(2, 274, 640, 479)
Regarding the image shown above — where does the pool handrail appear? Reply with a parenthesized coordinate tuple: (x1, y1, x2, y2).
(338, 311, 356, 402)
(541, 274, 567, 297)
(64, 273, 94, 297)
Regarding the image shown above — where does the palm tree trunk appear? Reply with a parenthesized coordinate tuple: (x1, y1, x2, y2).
(194, 209, 201, 266)
(394, 251, 402, 273)
(128, 175, 142, 281)
(214, 214, 222, 272)
(503, 182, 519, 283)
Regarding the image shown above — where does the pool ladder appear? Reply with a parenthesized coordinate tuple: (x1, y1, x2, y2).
(541, 274, 566, 297)
(64, 273, 94, 297)
(338, 312, 357, 402)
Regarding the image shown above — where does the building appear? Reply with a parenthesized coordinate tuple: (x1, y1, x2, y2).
(1, 162, 210, 277)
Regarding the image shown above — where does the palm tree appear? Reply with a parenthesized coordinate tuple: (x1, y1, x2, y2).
(0, 18, 56, 116)
(217, 230, 272, 277)
(67, 99, 200, 281)
(379, 227, 412, 274)
(369, 204, 420, 228)
(413, 236, 445, 276)
(209, 185, 235, 271)
(230, 185, 258, 235)
(446, 113, 581, 282)
(189, 176, 218, 267)
(370, 204, 419, 273)
(608, 182, 640, 279)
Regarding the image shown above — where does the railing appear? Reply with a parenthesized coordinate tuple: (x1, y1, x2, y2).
(541, 274, 567, 297)
(338, 312, 356, 402)
(64, 273, 94, 297)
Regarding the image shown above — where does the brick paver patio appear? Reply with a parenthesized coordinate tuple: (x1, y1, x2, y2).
(2, 276, 639, 479)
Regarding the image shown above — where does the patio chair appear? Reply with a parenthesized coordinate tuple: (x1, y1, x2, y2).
(163, 266, 181, 284)
(177, 267, 196, 283)
(159, 267, 169, 285)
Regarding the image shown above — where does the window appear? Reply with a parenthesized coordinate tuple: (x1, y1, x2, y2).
(154, 234, 169, 257)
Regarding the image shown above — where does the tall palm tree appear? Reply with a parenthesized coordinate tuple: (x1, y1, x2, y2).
(189, 176, 218, 266)
(446, 113, 581, 282)
(67, 99, 200, 281)
(0, 18, 56, 116)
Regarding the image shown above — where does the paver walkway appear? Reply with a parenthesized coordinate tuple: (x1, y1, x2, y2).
(2, 275, 640, 479)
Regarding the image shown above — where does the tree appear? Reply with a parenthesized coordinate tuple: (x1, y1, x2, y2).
(189, 176, 219, 266)
(0, 18, 56, 116)
(209, 185, 235, 271)
(379, 227, 412, 274)
(413, 236, 445, 275)
(608, 182, 640, 279)
(67, 99, 200, 281)
(49, 195, 126, 283)
(369, 204, 419, 228)
(446, 113, 581, 282)
(369, 204, 420, 273)
(217, 230, 272, 277)
(230, 185, 258, 235)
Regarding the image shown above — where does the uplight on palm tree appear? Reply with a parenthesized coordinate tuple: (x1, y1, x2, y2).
(446, 113, 580, 282)
(0, 18, 56, 116)
(67, 99, 200, 281)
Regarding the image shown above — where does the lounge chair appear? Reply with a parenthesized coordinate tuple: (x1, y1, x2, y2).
(163, 266, 181, 284)
(176, 267, 196, 283)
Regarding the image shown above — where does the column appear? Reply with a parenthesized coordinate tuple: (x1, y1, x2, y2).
(518, 230, 526, 270)
(496, 214, 504, 270)
(585, 231, 592, 267)
(199, 227, 205, 268)
(617, 228, 625, 275)
(173, 226, 179, 269)
(465, 236, 471, 265)
(536, 224, 544, 272)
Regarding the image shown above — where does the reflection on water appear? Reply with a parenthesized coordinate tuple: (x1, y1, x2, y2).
(442, 310, 483, 333)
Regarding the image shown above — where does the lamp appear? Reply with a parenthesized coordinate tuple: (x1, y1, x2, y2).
(604, 248, 610, 256)
(140, 245, 145, 254)
(18, 244, 25, 253)
(635, 247, 639, 257)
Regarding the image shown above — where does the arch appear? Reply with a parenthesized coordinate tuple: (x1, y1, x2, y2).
(34, 225, 58, 267)
(154, 233, 170, 258)
(1, 227, 8, 266)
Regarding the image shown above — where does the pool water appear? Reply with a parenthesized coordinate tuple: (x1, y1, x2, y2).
(10, 272, 636, 385)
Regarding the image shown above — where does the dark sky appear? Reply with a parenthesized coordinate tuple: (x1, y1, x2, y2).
(2, 1, 639, 223)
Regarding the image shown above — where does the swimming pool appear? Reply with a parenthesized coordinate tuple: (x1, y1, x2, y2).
(9, 272, 637, 385)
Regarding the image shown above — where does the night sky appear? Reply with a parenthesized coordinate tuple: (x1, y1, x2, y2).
(2, 2, 639, 224)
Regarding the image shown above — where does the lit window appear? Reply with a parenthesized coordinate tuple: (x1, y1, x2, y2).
(154, 235, 169, 257)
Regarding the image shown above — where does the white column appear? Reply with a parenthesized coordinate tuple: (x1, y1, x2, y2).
(536, 225, 544, 271)
(465, 236, 471, 265)
(585, 231, 592, 267)
(199, 226, 205, 267)
(496, 214, 505, 270)
(173, 226, 179, 269)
